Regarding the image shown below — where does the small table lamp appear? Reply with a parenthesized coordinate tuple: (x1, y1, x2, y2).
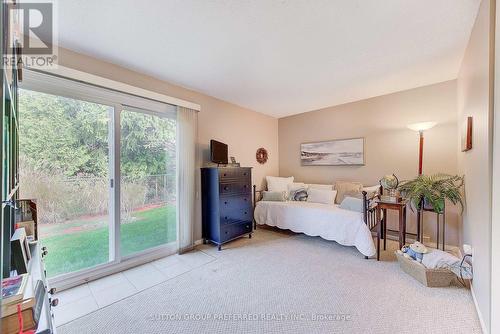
(407, 122, 437, 175)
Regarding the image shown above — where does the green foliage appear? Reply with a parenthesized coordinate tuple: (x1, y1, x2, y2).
(19, 89, 110, 176)
(398, 174, 465, 213)
(120, 110, 176, 179)
(18, 89, 176, 178)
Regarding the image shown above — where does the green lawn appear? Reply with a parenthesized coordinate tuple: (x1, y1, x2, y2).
(41, 205, 176, 277)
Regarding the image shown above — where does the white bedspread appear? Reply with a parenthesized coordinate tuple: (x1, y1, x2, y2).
(254, 201, 376, 257)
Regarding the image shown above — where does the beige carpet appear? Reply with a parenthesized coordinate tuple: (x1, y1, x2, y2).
(58, 227, 481, 334)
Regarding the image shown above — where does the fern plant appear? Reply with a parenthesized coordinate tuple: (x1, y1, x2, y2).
(397, 174, 464, 214)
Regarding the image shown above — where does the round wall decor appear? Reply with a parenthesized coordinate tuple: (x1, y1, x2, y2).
(256, 148, 268, 164)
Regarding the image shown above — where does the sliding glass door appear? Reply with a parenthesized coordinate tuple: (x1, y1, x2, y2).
(18, 74, 178, 281)
(119, 109, 176, 257)
(18, 89, 113, 277)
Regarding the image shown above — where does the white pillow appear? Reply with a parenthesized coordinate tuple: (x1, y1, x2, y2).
(363, 185, 380, 194)
(307, 183, 333, 191)
(266, 176, 294, 192)
(307, 188, 337, 205)
(339, 196, 363, 212)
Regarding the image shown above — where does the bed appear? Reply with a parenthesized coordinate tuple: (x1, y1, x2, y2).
(253, 187, 382, 260)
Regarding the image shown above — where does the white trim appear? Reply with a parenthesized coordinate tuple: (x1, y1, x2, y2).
(471, 284, 488, 334)
(38, 65, 201, 111)
(109, 105, 122, 263)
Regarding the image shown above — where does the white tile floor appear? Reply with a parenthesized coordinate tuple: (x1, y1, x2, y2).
(53, 249, 215, 327)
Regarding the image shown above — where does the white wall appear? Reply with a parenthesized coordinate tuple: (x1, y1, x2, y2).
(279, 81, 459, 245)
(491, 2, 500, 333)
(457, 0, 494, 332)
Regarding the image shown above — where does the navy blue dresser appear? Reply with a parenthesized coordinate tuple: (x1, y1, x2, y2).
(201, 167, 253, 250)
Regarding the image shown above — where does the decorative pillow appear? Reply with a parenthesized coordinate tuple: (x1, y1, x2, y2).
(363, 185, 381, 197)
(307, 188, 337, 205)
(262, 191, 287, 202)
(334, 181, 363, 204)
(307, 183, 333, 191)
(266, 176, 294, 192)
(288, 182, 308, 201)
(339, 196, 363, 213)
(343, 190, 364, 199)
(293, 190, 308, 201)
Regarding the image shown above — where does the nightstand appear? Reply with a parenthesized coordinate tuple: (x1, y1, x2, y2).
(374, 199, 408, 249)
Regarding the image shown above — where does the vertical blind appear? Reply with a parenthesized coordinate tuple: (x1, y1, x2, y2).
(177, 106, 198, 253)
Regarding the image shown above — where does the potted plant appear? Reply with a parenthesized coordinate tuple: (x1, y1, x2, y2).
(397, 174, 464, 214)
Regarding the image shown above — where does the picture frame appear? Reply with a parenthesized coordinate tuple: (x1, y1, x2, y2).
(300, 137, 365, 166)
(461, 116, 472, 152)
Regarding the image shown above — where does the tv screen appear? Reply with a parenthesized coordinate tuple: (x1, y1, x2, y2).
(210, 140, 228, 164)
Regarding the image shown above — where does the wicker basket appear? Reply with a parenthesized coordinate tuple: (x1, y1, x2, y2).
(395, 251, 456, 287)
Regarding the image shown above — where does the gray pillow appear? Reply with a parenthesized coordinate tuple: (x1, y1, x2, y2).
(292, 189, 308, 201)
(289, 187, 308, 201)
(339, 196, 363, 212)
(262, 191, 287, 202)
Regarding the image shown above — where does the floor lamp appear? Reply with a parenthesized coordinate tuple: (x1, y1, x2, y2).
(407, 121, 437, 242)
(407, 122, 437, 175)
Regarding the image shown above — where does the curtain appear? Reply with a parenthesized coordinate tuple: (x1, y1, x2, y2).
(177, 106, 198, 253)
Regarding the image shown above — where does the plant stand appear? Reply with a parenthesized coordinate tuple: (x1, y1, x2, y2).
(417, 203, 446, 250)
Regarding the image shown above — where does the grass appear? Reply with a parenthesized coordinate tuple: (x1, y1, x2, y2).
(41, 205, 176, 277)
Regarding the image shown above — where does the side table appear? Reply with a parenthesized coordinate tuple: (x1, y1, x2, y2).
(375, 199, 408, 250)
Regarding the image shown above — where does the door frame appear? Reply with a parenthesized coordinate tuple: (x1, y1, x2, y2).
(18, 75, 179, 291)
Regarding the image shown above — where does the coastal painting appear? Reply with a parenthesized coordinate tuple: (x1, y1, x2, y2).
(300, 138, 365, 166)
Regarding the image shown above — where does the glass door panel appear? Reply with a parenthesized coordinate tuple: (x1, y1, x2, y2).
(18, 89, 112, 277)
(120, 109, 176, 257)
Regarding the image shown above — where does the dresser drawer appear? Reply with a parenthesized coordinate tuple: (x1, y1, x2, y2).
(219, 182, 251, 197)
(219, 168, 251, 181)
(220, 195, 252, 212)
(220, 221, 252, 241)
(220, 205, 252, 225)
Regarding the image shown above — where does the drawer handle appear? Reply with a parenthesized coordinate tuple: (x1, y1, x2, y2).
(223, 173, 227, 177)
(244, 198, 247, 201)
(224, 186, 229, 190)
(224, 201, 228, 205)
(225, 231, 228, 234)
(50, 298, 59, 307)
(244, 212, 248, 215)
(243, 172, 247, 176)
(225, 216, 228, 220)
(243, 185, 248, 189)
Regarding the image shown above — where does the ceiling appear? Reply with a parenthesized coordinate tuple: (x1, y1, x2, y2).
(54, 0, 480, 118)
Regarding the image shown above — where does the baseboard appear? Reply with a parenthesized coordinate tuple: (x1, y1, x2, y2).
(471, 285, 488, 334)
(194, 239, 203, 246)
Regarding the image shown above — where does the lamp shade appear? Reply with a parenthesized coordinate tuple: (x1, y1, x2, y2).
(407, 121, 437, 132)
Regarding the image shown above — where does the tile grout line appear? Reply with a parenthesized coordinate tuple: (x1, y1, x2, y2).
(56, 257, 218, 329)
(54, 283, 98, 327)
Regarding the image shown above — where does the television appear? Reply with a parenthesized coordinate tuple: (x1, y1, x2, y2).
(210, 140, 228, 164)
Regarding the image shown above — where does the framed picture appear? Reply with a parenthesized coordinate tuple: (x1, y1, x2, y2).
(461, 116, 472, 152)
(301, 137, 365, 166)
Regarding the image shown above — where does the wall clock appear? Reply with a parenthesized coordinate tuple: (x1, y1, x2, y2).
(256, 148, 268, 164)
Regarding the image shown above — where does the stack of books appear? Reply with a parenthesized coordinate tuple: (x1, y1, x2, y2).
(1, 274, 39, 334)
